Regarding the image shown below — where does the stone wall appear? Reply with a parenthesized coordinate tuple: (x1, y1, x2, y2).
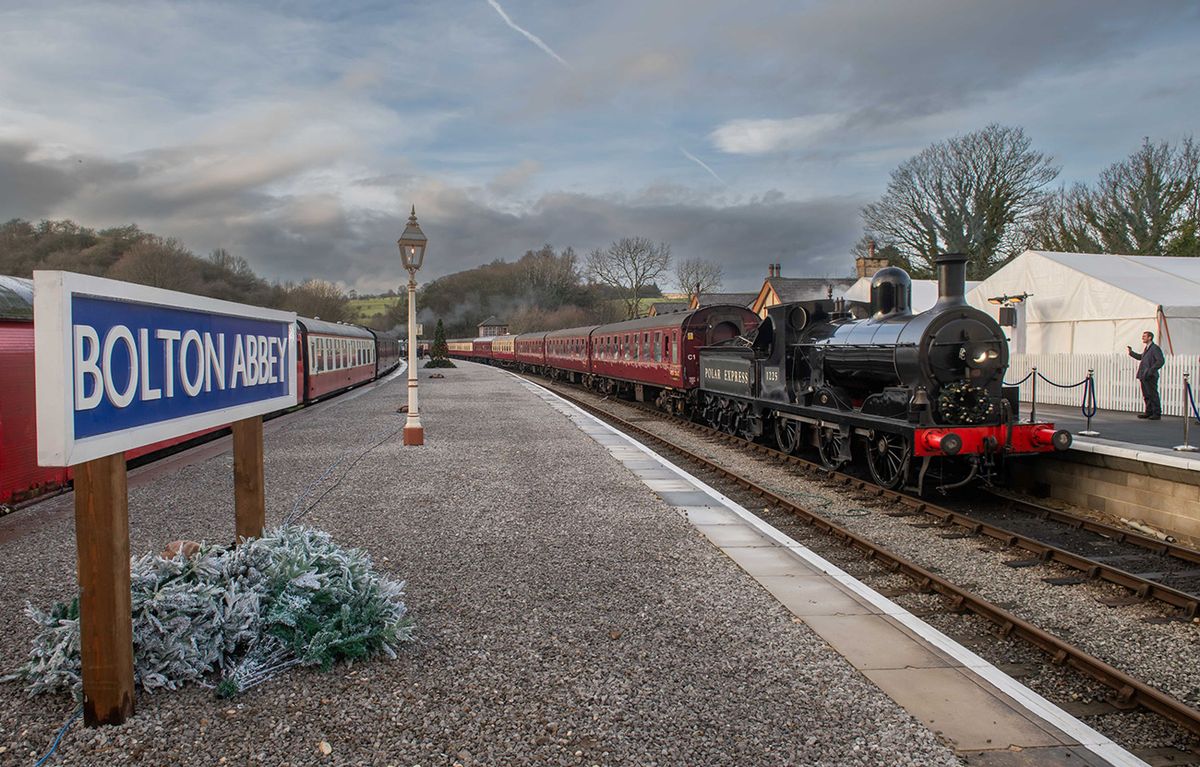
(1010, 450, 1200, 545)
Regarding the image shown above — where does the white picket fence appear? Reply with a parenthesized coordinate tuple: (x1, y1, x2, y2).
(1007, 353, 1200, 417)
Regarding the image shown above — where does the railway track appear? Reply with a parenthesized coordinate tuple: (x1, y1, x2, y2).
(565, 382, 1200, 619)
(525, 375, 1200, 747)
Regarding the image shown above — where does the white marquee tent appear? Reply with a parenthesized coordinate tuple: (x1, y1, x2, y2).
(966, 250, 1200, 355)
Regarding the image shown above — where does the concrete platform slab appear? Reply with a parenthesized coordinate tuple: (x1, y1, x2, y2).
(803, 613, 953, 670)
(754, 574, 873, 616)
(694, 522, 776, 547)
(863, 667, 1064, 751)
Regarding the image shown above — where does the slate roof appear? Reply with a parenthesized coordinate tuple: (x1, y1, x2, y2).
(649, 301, 688, 315)
(694, 292, 756, 308)
(766, 277, 856, 303)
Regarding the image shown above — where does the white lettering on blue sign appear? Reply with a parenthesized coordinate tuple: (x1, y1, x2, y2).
(35, 271, 298, 466)
(71, 326, 290, 411)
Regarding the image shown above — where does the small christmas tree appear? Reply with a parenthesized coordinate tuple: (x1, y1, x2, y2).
(425, 318, 456, 368)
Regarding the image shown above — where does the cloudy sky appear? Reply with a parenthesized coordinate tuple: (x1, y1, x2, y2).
(2, 1, 1198, 293)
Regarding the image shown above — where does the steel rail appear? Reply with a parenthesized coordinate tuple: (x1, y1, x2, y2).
(532, 379, 1200, 738)
(984, 491, 1200, 565)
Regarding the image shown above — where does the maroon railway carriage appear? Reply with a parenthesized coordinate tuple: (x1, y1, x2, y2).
(446, 339, 474, 359)
(0, 277, 68, 506)
(515, 332, 546, 370)
(299, 318, 377, 401)
(372, 330, 402, 377)
(589, 306, 760, 410)
(544, 325, 596, 379)
(490, 334, 516, 364)
(472, 337, 494, 361)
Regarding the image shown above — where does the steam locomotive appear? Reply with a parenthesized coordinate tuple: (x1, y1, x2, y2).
(697, 253, 1070, 491)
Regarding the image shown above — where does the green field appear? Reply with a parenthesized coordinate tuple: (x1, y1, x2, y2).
(347, 296, 401, 322)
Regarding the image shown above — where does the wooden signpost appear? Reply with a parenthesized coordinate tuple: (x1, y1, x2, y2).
(34, 272, 296, 725)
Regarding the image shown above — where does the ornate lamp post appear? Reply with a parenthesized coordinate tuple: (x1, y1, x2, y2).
(398, 205, 427, 446)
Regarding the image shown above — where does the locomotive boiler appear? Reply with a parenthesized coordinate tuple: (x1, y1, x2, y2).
(697, 253, 1070, 492)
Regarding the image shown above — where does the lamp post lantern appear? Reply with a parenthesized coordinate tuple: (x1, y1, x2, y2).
(398, 205, 427, 446)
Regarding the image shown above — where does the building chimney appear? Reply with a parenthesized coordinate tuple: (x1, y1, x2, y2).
(855, 240, 888, 279)
(767, 263, 774, 278)
(935, 252, 968, 305)
(775, 263, 782, 276)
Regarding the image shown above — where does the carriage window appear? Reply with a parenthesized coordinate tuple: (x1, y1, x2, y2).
(654, 332, 662, 362)
(664, 334, 672, 364)
(642, 333, 649, 360)
(624, 335, 631, 360)
(671, 333, 678, 364)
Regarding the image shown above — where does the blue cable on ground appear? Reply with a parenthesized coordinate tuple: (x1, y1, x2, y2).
(33, 708, 81, 766)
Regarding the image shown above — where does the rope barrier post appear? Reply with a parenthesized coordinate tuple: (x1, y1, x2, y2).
(1175, 373, 1199, 452)
(1079, 369, 1100, 436)
(1029, 366, 1038, 424)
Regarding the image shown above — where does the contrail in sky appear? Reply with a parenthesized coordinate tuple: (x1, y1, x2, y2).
(486, 0, 570, 68)
(679, 147, 725, 185)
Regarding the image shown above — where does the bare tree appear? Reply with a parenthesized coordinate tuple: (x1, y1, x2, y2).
(1025, 184, 1101, 254)
(109, 237, 199, 291)
(586, 237, 671, 319)
(521, 244, 581, 308)
(1032, 138, 1198, 256)
(861, 124, 1059, 279)
(674, 257, 723, 304)
(279, 279, 351, 322)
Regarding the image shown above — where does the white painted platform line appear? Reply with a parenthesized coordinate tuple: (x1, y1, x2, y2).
(512, 375, 1149, 767)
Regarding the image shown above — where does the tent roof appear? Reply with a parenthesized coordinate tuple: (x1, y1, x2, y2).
(967, 250, 1200, 322)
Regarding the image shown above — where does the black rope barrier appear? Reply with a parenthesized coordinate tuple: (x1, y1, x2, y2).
(1003, 366, 1096, 430)
(1035, 370, 1088, 389)
(1003, 370, 1032, 387)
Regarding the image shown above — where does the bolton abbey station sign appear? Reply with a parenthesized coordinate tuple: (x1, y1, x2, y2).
(35, 271, 298, 466)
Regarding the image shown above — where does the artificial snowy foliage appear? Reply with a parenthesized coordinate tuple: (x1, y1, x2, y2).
(5, 526, 413, 698)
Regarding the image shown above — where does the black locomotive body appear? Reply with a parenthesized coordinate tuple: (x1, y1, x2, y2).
(697, 253, 1070, 491)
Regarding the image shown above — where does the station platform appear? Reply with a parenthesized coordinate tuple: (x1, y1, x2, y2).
(0, 364, 1145, 766)
(1033, 402, 1200, 462)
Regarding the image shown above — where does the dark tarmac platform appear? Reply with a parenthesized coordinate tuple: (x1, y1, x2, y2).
(1030, 403, 1200, 465)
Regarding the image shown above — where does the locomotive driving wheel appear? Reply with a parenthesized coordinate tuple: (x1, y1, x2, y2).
(773, 416, 800, 454)
(816, 427, 848, 470)
(866, 431, 911, 489)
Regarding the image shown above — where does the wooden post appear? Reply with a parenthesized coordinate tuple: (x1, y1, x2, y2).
(233, 416, 265, 541)
(74, 453, 135, 726)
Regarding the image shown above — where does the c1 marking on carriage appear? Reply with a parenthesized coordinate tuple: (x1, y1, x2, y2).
(34, 271, 298, 467)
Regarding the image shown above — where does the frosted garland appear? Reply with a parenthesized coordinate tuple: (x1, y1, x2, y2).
(5, 526, 413, 698)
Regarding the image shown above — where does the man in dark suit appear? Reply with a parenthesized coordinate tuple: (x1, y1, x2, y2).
(1127, 331, 1165, 419)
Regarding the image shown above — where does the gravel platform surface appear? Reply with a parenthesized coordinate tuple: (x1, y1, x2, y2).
(0, 363, 962, 766)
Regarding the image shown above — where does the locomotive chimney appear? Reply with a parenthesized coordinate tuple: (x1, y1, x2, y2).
(935, 252, 968, 306)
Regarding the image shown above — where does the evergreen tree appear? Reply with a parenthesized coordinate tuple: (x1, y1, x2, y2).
(425, 318, 456, 368)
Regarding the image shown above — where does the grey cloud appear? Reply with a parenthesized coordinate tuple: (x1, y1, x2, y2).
(0, 135, 863, 293)
(0, 142, 76, 219)
(540, 0, 1195, 125)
